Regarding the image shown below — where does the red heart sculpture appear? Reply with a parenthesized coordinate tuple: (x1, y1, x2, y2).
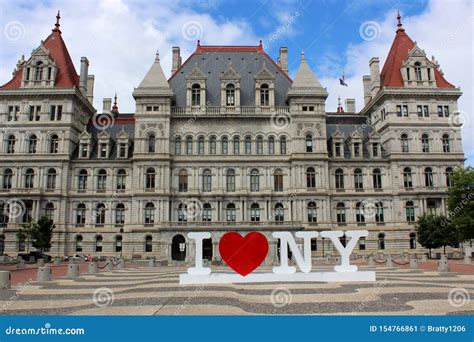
(219, 232, 268, 276)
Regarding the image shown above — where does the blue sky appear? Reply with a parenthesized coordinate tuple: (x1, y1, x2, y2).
(0, 0, 472, 164)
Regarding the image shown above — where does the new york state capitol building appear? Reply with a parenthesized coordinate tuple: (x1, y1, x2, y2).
(0, 13, 465, 264)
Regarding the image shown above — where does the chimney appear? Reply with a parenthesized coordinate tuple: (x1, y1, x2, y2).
(363, 75, 371, 105)
(86, 75, 94, 104)
(369, 57, 380, 97)
(103, 98, 112, 113)
(279, 47, 288, 73)
(79, 57, 89, 94)
(345, 99, 356, 113)
(171, 47, 181, 74)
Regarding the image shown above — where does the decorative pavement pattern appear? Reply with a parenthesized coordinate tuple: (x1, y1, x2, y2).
(0, 264, 473, 316)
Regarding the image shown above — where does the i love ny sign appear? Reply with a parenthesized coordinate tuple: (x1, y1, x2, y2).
(179, 230, 376, 284)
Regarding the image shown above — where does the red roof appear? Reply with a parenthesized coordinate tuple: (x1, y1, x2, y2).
(1, 18, 79, 89)
(380, 22, 454, 88)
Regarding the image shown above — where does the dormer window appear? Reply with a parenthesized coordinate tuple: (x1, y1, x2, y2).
(191, 84, 201, 106)
(80, 143, 89, 158)
(334, 142, 342, 157)
(226, 84, 235, 106)
(99, 143, 108, 158)
(260, 83, 270, 106)
(35, 61, 43, 81)
(414, 62, 422, 81)
(119, 143, 127, 158)
(353, 142, 360, 157)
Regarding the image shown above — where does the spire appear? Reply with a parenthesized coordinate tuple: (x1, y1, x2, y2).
(337, 96, 344, 113)
(133, 49, 173, 97)
(290, 51, 324, 89)
(111, 93, 119, 115)
(52, 10, 61, 34)
(396, 10, 404, 32)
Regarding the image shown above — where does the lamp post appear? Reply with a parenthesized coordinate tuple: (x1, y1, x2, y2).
(119, 228, 124, 258)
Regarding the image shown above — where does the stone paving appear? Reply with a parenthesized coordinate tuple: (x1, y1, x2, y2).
(0, 264, 472, 316)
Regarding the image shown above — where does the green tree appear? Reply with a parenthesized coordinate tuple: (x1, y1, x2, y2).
(415, 214, 460, 257)
(17, 220, 37, 253)
(447, 167, 474, 243)
(30, 216, 54, 253)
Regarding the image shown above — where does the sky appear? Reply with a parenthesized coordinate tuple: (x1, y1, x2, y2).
(0, 0, 472, 164)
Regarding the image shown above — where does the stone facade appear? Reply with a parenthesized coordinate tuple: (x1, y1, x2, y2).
(0, 15, 465, 263)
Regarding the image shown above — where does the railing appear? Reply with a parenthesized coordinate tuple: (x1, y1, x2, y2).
(171, 106, 290, 116)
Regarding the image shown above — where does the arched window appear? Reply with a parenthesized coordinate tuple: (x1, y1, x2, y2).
(414, 61, 422, 81)
(24, 168, 34, 189)
(50, 134, 59, 154)
(445, 167, 454, 187)
(198, 136, 204, 155)
(28, 134, 37, 153)
(95, 235, 103, 252)
(421, 133, 430, 153)
(336, 203, 346, 223)
(145, 235, 153, 252)
(260, 83, 269, 106)
(335, 168, 344, 189)
(221, 136, 229, 155)
(75, 235, 83, 252)
(405, 201, 415, 222)
(244, 135, 252, 154)
(145, 167, 155, 189)
(46, 168, 57, 190)
(233, 136, 240, 154)
(306, 135, 313, 152)
(424, 167, 434, 187)
(250, 169, 259, 192)
(191, 83, 201, 106)
(35, 61, 43, 81)
(225, 83, 235, 106)
(401, 134, 409, 152)
(250, 203, 260, 222)
(354, 168, 363, 189)
(96, 203, 106, 225)
(306, 167, 316, 188)
(273, 169, 283, 192)
(372, 168, 382, 189)
(44, 202, 54, 221)
(115, 235, 122, 252)
(268, 136, 275, 155)
(78, 169, 88, 191)
(116, 169, 126, 190)
(442, 134, 451, 153)
(115, 203, 125, 224)
(403, 167, 413, 188)
(256, 136, 263, 154)
(148, 134, 156, 153)
(226, 169, 235, 192)
(6, 135, 15, 154)
(144, 202, 155, 224)
(226, 203, 236, 222)
(186, 136, 193, 155)
(202, 203, 212, 222)
(409, 232, 417, 249)
(202, 169, 212, 192)
(378, 233, 385, 250)
(355, 202, 365, 223)
(174, 136, 181, 155)
(95, 169, 107, 191)
(178, 203, 187, 222)
(172, 234, 186, 261)
(76, 203, 86, 225)
(375, 202, 384, 223)
(178, 169, 188, 192)
(307, 202, 317, 222)
(209, 136, 217, 154)
(2, 169, 13, 189)
(280, 136, 287, 154)
(274, 203, 284, 222)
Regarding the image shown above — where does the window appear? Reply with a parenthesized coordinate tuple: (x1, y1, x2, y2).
(442, 134, 451, 153)
(359, 237, 366, 250)
(186, 136, 193, 155)
(99, 143, 107, 158)
(406, 67, 410, 81)
(78, 169, 88, 191)
(396, 105, 408, 117)
(274, 203, 284, 222)
(175, 137, 181, 155)
(405, 201, 416, 222)
(250, 203, 260, 222)
(95, 236, 103, 252)
(28, 135, 37, 154)
(268, 137, 275, 155)
(427, 68, 431, 81)
(226, 84, 235, 106)
(226, 169, 235, 192)
(306, 167, 316, 188)
(22, 202, 32, 223)
(306, 135, 313, 152)
(50, 134, 59, 154)
(96, 203, 106, 225)
(307, 202, 317, 223)
(401, 134, 409, 152)
(245, 136, 252, 154)
(378, 233, 385, 250)
(97, 169, 107, 191)
(334, 142, 342, 157)
(336, 203, 346, 223)
(34, 61, 43, 80)
(119, 143, 127, 158)
(256, 136, 263, 154)
(202, 169, 212, 192)
(145, 236, 153, 252)
(221, 136, 229, 154)
(280, 136, 287, 154)
(421, 134, 430, 152)
(116, 169, 126, 190)
(260, 83, 269, 106)
(250, 169, 259, 192)
(355, 202, 365, 223)
(202, 203, 211, 222)
(46, 168, 57, 190)
(191, 83, 201, 106)
(233, 136, 240, 154)
(115, 203, 125, 224)
(3, 169, 13, 189)
(178, 170, 188, 192)
(424, 167, 434, 187)
(226, 203, 236, 222)
(75, 235, 83, 252)
(445, 167, 454, 187)
(414, 62, 422, 81)
(427, 200, 436, 215)
(144, 202, 155, 224)
(76, 204, 86, 225)
(145, 167, 155, 189)
(0, 202, 9, 225)
(80, 143, 89, 158)
(178, 203, 187, 222)
(24, 168, 34, 189)
(372, 168, 382, 189)
(353, 168, 363, 190)
(210, 136, 216, 154)
(437, 105, 449, 117)
(353, 142, 360, 157)
(403, 167, 413, 188)
(335, 169, 344, 189)
(198, 136, 205, 155)
(50, 105, 62, 121)
(273, 169, 283, 192)
(6, 135, 15, 154)
(148, 134, 156, 153)
(44, 202, 54, 221)
(7, 106, 19, 122)
(115, 236, 122, 252)
(372, 143, 379, 157)
(375, 202, 384, 223)
(409, 233, 417, 249)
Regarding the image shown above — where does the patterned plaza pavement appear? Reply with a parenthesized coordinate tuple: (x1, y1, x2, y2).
(0, 263, 473, 316)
